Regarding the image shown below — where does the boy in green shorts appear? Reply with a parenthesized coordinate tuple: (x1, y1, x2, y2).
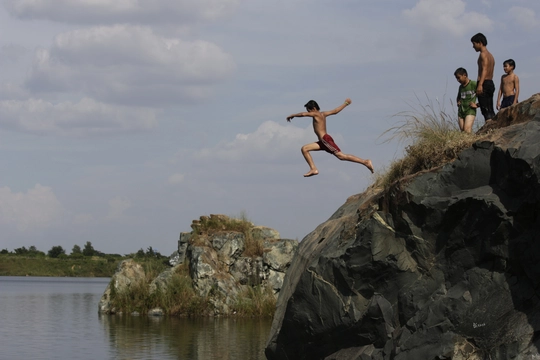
(455, 67, 478, 133)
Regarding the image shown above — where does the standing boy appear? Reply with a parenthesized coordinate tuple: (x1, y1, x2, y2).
(286, 99, 373, 177)
(455, 68, 478, 133)
(496, 59, 520, 110)
(471, 33, 496, 122)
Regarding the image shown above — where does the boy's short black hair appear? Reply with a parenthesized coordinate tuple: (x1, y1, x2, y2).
(471, 33, 487, 46)
(454, 67, 468, 77)
(504, 59, 516, 69)
(304, 100, 320, 111)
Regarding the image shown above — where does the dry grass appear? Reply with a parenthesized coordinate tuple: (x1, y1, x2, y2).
(375, 95, 487, 188)
(190, 212, 264, 258)
(155, 264, 212, 316)
(233, 285, 277, 318)
(109, 262, 212, 316)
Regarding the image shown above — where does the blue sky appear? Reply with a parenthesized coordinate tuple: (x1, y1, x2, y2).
(1, 0, 539, 255)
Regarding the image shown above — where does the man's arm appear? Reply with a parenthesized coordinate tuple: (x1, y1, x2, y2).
(322, 98, 352, 117)
(287, 112, 312, 122)
(514, 75, 520, 103)
(496, 75, 503, 110)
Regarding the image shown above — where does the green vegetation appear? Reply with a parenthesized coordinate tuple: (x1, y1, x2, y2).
(0, 242, 168, 277)
(0, 254, 120, 277)
(375, 96, 488, 188)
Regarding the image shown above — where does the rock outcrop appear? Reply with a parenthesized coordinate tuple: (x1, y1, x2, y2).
(181, 215, 297, 315)
(99, 215, 297, 316)
(266, 94, 540, 359)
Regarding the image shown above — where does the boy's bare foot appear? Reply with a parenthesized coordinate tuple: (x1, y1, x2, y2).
(304, 169, 319, 177)
(366, 160, 374, 173)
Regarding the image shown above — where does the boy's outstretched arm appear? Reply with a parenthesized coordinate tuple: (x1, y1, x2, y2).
(286, 112, 311, 122)
(322, 98, 351, 117)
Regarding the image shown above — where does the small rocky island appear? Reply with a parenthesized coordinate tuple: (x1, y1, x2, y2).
(99, 214, 297, 316)
(266, 94, 540, 359)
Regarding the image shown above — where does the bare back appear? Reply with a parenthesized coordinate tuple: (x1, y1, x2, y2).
(477, 49, 495, 82)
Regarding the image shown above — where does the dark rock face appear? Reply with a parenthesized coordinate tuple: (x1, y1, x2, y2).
(266, 94, 540, 360)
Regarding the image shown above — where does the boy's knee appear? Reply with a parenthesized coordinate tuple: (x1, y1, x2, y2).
(335, 152, 346, 160)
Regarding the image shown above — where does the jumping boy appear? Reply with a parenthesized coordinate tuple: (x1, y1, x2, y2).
(496, 59, 520, 110)
(286, 98, 374, 177)
(471, 33, 496, 122)
(455, 67, 478, 133)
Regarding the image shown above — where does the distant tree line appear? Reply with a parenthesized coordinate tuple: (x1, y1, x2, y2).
(0, 242, 167, 260)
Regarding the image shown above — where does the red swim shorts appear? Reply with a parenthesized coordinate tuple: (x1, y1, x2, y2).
(318, 134, 341, 154)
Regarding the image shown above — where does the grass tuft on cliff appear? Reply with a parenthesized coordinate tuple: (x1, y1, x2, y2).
(375, 95, 488, 188)
(190, 212, 264, 258)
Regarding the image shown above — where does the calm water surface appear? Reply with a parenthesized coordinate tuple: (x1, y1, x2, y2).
(0, 276, 271, 360)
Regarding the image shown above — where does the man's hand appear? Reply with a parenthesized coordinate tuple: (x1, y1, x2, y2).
(344, 98, 352, 106)
(286, 115, 294, 122)
(476, 84, 483, 95)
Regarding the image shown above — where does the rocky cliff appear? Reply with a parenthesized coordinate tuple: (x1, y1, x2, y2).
(266, 94, 540, 360)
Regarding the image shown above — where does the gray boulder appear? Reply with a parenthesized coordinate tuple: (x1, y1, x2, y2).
(98, 259, 146, 314)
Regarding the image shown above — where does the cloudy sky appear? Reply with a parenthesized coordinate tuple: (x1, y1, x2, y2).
(1, 0, 539, 255)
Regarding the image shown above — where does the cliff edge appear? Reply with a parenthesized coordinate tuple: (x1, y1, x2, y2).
(266, 94, 540, 360)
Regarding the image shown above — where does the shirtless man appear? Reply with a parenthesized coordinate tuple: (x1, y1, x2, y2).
(471, 33, 496, 122)
(286, 98, 374, 177)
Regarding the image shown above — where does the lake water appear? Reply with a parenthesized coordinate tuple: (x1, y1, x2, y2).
(0, 276, 272, 360)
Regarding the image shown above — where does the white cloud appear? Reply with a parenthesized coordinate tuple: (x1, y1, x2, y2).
(0, 184, 64, 231)
(168, 173, 185, 185)
(107, 196, 131, 219)
(25, 25, 236, 106)
(0, 97, 157, 136)
(1, 0, 242, 25)
(403, 0, 493, 36)
(0, 82, 30, 100)
(509, 7, 539, 30)
(196, 120, 316, 162)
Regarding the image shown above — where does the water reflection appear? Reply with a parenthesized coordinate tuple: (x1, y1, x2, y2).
(100, 315, 271, 360)
(0, 277, 271, 360)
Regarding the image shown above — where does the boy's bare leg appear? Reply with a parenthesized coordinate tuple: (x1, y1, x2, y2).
(334, 152, 374, 173)
(458, 118, 465, 131)
(301, 143, 321, 177)
(463, 115, 475, 133)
